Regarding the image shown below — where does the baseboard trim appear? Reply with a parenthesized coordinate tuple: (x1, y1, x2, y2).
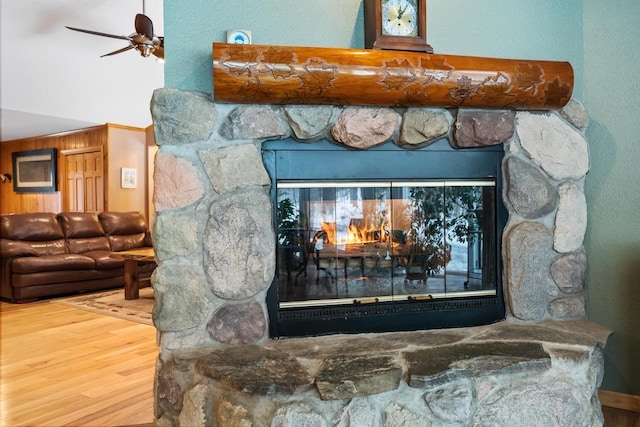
(599, 389, 640, 412)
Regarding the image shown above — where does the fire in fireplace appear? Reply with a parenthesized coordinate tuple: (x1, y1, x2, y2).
(263, 138, 507, 337)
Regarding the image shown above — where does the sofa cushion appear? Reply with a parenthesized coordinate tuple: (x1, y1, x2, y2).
(57, 212, 111, 254)
(1, 240, 40, 258)
(107, 234, 147, 252)
(11, 254, 96, 273)
(0, 212, 65, 241)
(83, 251, 125, 269)
(0, 213, 68, 256)
(99, 211, 148, 235)
(2, 239, 67, 257)
(66, 237, 112, 254)
(99, 212, 150, 251)
(57, 212, 105, 238)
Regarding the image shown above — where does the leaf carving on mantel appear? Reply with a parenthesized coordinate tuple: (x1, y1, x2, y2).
(479, 84, 515, 106)
(483, 72, 511, 87)
(418, 56, 454, 85)
(239, 77, 273, 102)
(514, 63, 544, 94)
(450, 75, 479, 103)
(262, 47, 296, 80)
(283, 87, 345, 105)
(544, 77, 572, 107)
(477, 72, 514, 105)
(283, 89, 307, 103)
(223, 45, 261, 77)
(297, 58, 338, 95)
(400, 88, 432, 106)
(505, 99, 533, 110)
(380, 58, 416, 90)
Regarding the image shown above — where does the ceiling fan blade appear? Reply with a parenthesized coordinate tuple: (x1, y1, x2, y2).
(100, 45, 135, 57)
(135, 14, 154, 39)
(65, 26, 131, 41)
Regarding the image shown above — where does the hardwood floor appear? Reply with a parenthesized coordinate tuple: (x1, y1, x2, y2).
(0, 299, 157, 426)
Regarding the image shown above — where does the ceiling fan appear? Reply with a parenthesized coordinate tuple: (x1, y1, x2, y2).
(65, 3, 164, 60)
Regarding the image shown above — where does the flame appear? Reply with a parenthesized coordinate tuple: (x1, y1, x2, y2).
(321, 221, 385, 245)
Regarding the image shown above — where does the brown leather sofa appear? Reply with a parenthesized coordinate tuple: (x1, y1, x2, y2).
(0, 211, 155, 303)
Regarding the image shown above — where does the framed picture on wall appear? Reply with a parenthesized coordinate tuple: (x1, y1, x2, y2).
(121, 167, 137, 189)
(11, 148, 58, 193)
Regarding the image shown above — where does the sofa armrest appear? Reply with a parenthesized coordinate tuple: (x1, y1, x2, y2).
(0, 240, 38, 302)
(144, 231, 153, 247)
(0, 256, 15, 301)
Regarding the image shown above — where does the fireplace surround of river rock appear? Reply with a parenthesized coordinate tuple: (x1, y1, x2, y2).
(149, 81, 610, 425)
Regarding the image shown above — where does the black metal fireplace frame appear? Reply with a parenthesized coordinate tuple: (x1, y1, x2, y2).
(263, 138, 507, 337)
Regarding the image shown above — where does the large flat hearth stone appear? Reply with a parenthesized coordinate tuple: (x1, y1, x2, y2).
(315, 354, 403, 400)
(194, 345, 313, 395)
(405, 341, 551, 388)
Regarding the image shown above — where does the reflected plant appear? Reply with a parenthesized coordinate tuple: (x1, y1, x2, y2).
(407, 187, 450, 275)
(407, 185, 484, 274)
(277, 198, 307, 270)
(277, 198, 303, 246)
(445, 185, 483, 244)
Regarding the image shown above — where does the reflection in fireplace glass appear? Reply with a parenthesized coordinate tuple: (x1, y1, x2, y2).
(276, 180, 497, 309)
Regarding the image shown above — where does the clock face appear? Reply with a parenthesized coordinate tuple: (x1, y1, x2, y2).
(381, 0, 418, 37)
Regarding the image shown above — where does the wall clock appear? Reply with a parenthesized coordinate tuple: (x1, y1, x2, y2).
(364, 0, 433, 53)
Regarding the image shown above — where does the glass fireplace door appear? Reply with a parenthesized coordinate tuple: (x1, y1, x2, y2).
(275, 180, 497, 309)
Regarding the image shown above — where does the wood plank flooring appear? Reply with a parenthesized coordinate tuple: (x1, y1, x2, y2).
(1, 299, 157, 426)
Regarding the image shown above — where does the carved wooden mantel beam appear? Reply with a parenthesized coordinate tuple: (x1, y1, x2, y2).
(212, 43, 573, 110)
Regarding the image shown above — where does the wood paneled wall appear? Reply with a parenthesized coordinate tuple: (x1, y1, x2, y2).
(0, 126, 108, 214)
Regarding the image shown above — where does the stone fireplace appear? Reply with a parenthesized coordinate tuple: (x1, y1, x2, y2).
(149, 51, 610, 424)
(150, 89, 609, 426)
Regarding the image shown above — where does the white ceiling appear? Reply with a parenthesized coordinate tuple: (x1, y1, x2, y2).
(0, 0, 164, 141)
(0, 109, 100, 142)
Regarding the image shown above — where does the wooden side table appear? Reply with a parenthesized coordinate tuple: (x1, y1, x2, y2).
(111, 248, 156, 300)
